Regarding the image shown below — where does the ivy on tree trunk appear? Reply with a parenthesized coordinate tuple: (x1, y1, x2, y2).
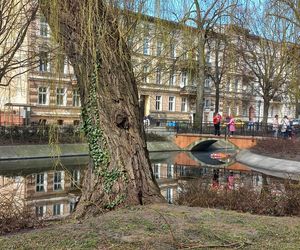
(40, 0, 164, 217)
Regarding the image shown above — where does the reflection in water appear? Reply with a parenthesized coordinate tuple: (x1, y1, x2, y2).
(0, 150, 295, 219)
(0, 166, 84, 220)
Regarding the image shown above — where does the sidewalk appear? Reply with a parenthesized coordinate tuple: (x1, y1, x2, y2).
(236, 149, 300, 179)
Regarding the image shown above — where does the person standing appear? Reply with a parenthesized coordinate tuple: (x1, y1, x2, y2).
(227, 171, 235, 190)
(213, 112, 222, 136)
(281, 115, 289, 139)
(228, 115, 236, 136)
(272, 115, 279, 138)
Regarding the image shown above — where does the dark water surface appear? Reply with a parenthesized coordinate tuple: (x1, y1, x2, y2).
(0, 149, 295, 219)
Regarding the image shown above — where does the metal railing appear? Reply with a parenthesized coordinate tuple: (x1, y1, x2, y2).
(0, 125, 85, 145)
(145, 119, 300, 139)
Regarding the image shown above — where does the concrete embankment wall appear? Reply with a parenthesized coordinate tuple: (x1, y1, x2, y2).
(0, 141, 180, 161)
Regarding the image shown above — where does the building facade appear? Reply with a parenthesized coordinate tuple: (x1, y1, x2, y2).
(0, 12, 295, 126)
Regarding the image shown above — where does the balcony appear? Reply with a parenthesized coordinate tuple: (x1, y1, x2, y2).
(180, 85, 197, 95)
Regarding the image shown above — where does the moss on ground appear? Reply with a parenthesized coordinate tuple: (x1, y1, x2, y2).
(1, 204, 300, 249)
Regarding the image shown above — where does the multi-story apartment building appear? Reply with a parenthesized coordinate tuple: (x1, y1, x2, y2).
(0, 12, 294, 126)
(26, 14, 81, 125)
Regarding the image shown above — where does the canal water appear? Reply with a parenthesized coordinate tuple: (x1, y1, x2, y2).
(0, 149, 294, 219)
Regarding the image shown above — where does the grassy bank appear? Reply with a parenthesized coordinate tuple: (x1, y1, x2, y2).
(1, 204, 300, 249)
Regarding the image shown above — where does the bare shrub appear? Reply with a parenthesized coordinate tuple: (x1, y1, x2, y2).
(177, 179, 300, 216)
(0, 181, 43, 235)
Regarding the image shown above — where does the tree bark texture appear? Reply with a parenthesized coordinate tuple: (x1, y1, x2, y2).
(40, 0, 164, 217)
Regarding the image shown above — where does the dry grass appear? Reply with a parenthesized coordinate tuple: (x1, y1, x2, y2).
(1, 204, 300, 249)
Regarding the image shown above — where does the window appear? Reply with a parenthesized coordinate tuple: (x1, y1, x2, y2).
(169, 72, 176, 86)
(181, 71, 187, 87)
(153, 164, 160, 179)
(73, 120, 80, 126)
(53, 204, 63, 216)
(36, 173, 45, 192)
(143, 37, 150, 55)
(143, 65, 149, 83)
(35, 206, 45, 217)
(204, 78, 210, 88)
(166, 188, 173, 204)
(167, 164, 174, 179)
(156, 67, 162, 84)
(168, 96, 175, 111)
(155, 96, 162, 111)
(156, 40, 162, 56)
(206, 50, 211, 64)
(234, 79, 239, 92)
(70, 202, 76, 213)
(57, 120, 63, 125)
(182, 46, 187, 60)
(38, 87, 48, 105)
(170, 43, 176, 58)
(53, 171, 64, 191)
(40, 15, 48, 37)
(71, 170, 80, 188)
(72, 89, 81, 107)
(39, 51, 49, 72)
(226, 80, 231, 91)
(204, 99, 210, 108)
(181, 97, 187, 112)
(56, 88, 66, 106)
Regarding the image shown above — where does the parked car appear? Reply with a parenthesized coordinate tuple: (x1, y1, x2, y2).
(292, 119, 300, 126)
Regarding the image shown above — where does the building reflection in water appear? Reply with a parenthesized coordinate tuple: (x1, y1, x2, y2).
(0, 150, 294, 219)
(0, 166, 84, 219)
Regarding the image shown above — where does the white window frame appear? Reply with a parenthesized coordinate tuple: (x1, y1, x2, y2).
(56, 87, 67, 106)
(180, 71, 188, 87)
(36, 173, 47, 192)
(204, 78, 210, 88)
(204, 99, 210, 108)
(53, 204, 63, 216)
(156, 40, 162, 56)
(35, 205, 46, 218)
(206, 50, 211, 64)
(169, 72, 176, 86)
(143, 37, 150, 55)
(155, 96, 162, 111)
(153, 164, 160, 179)
(156, 67, 162, 85)
(39, 15, 49, 37)
(167, 164, 174, 179)
(166, 188, 173, 204)
(53, 171, 64, 191)
(168, 96, 175, 112)
(39, 51, 50, 72)
(143, 65, 149, 84)
(71, 170, 80, 187)
(181, 97, 187, 112)
(38, 86, 49, 105)
(72, 89, 81, 107)
(170, 43, 176, 58)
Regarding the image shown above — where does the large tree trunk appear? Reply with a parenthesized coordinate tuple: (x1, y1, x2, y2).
(40, 0, 164, 217)
(262, 99, 270, 125)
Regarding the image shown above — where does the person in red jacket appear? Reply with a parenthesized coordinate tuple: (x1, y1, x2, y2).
(213, 112, 222, 136)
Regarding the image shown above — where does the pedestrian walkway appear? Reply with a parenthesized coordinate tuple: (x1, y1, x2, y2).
(236, 149, 300, 179)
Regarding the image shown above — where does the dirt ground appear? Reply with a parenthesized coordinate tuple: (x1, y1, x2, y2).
(1, 204, 300, 249)
(251, 138, 300, 161)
